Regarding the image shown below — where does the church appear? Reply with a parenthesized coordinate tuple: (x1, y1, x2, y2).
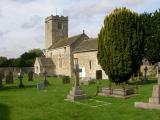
(34, 15, 108, 79)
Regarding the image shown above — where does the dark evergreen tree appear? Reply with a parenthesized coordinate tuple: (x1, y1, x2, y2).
(97, 8, 144, 84)
(142, 9, 160, 64)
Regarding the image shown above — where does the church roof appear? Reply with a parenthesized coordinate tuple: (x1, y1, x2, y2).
(37, 57, 53, 67)
(73, 38, 98, 53)
(48, 33, 89, 49)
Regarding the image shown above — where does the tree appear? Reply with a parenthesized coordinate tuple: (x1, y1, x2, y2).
(142, 9, 160, 64)
(18, 48, 43, 67)
(97, 8, 144, 84)
(0, 57, 8, 67)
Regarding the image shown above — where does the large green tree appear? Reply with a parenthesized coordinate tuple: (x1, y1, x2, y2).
(142, 9, 160, 64)
(97, 8, 144, 83)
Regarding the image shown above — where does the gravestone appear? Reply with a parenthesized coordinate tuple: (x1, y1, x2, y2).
(67, 64, 85, 101)
(143, 66, 148, 83)
(37, 83, 45, 90)
(157, 62, 160, 84)
(6, 71, 14, 84)
(43, 71, 50, 86)
(28, 71, 34, 81)
(62, 76, 70, 84)
(0, 71, 4, 88)
(135, 62, 160, 109)
(18, 70, 24, 88)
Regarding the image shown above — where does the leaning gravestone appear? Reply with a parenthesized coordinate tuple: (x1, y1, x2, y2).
(6, 71, 14, 84)
(18, 70, 24, 88)
(67, 64, 85, 101)
(28, 70, 34, 81)
(135, 62, 160, 109)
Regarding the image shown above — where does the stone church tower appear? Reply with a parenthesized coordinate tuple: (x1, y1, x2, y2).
(45, 15, 68, 49)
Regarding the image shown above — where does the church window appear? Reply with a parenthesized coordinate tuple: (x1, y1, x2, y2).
(89, 60, 92, 69)
(58, 22, 63, 30)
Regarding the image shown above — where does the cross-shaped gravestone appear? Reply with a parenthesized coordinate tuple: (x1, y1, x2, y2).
(74, 64, 82, 87)
(43, 71, 50, 86)
(157, 62, 160, 85)
(143, 66, 148, 83)
(67, 64, 85, 101)
(18, 70, 24, 88)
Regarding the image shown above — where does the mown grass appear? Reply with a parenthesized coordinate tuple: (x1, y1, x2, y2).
(0, 75, 160, 120)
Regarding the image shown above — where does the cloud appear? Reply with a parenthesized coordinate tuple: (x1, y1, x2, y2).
(0, 0, 159, 58)
(0, 31, 9, 38)
(21, 15, 42, 29)
(11, 0, 37, 3)
(122, 0, 142, 4)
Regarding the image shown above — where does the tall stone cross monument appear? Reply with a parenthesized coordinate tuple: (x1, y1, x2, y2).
(67, 64, 85, 101)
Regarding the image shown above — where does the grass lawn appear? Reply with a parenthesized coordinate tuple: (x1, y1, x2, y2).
(0, 75, 160, 120)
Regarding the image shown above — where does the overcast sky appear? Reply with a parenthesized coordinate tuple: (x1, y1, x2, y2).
(0, 0, 159, 58)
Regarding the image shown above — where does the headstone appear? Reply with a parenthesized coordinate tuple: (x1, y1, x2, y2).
(18, 69, 24, 88)
(28, 70, 34, 81)
(67, 64, 85, 101)
(37, 83, 45, 90)
(62, 76, 70, 84)
(135, 62, 160, 109)
(43, 71, 50, 86)
(6, 71, 14, 84)
(0, 71, 4, 88)
(157, 62, 160, 84)
(143, 66, 148, 83)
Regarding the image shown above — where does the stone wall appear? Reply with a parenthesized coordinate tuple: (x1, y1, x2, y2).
(0, 67, 34, 75)
(73, 51, 108, 79)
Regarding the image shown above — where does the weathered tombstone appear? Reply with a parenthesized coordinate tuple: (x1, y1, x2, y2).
(62, 76, 70, 84)
(28, 70, 34, 81)
(6, 71, 14, 84)
(157, 62, 160, 84)
(18, 70, 24, 88)
(143, 66, 148, 83)
(37, 83, 45, 90)
(67, 64, 85, 101)
(43, 71, 50, 86)
(135, 62, 160, 109)
(0, 71, 4, 89)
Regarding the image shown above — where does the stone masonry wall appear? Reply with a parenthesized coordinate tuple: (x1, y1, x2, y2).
(74, 51, 108, 79)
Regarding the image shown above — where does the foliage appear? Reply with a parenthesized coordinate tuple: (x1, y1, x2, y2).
(97, 8, 144, 84)
(0, 57, 8, 67)
(0, 48, 43, 67)
(142, 9, 160, 64)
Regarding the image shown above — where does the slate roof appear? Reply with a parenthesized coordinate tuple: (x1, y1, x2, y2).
(48, 33, 89, 49)
(73, 38, 98, 53)
(37, 57, 53, 67)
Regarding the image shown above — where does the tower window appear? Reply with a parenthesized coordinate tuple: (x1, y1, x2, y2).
(89, 60, 92, 69)
(58, 22, 63, 30)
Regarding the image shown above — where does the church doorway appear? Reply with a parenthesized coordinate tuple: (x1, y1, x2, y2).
(96, 70, 102, 80)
